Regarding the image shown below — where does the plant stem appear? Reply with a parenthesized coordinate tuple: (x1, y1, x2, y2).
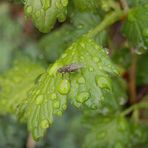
(129, 49, 137, 104)
(26, 134, 36, 148)
(121, 102, 148, 116)
(87, 10, 127, 38)
(119, 0, 129, 11)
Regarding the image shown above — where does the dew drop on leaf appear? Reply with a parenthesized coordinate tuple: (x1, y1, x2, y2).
(55, 110, 62, 116)
(26, 6, 33, 14)
(35, 11, 41, 18)
(40, 119, 49, 129)
(53, 100, 60, 109)
(61, 0, 68, 7)
(41, 0, 51, 10)
(57, 79, 70, 95)
(77, 77, 85, 84)
(95, 75, 111, 90)
(76, 92, 90, 103)
(62, 104, 67, 110)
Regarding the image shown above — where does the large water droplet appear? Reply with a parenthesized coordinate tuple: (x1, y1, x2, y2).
(26, 6, 33, 14)
(55, 110, 62, 116)
(77, 77, 85, 84)
(76, 92, 90, 103)
(56, 1, 63, 9)
(62, 104, 67, 110)
(53, 101, 60, 109)
(35, 95, 44, 105)
(41, 0, 51, 10)
(57, 79, 70, 95)
(35, 10, 41, 17)
(96, 75, 112, 90)
(61, 0, 68, 7)
(73, 102, 81, 108)
(40, 119, 49, 129)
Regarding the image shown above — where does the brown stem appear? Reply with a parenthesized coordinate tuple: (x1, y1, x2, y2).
(119, 0, 129, 11)
(26, 134, 36, 148)
(128, 48, 137, 104)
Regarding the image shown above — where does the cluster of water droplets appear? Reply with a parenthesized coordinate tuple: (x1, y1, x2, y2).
(24, 0, 69, 32)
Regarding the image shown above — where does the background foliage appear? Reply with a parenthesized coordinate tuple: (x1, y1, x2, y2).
(0, 0, 148, 147)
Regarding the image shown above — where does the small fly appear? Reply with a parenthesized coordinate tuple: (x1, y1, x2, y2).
(57, 63, 84, 74)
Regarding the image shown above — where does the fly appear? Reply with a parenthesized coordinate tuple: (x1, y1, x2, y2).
(57, 63, 84, 74)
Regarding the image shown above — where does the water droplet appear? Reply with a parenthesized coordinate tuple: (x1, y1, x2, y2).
(96, 75, 112, 90)
(53, 101, 60, 109)
(41, 0, 51, 10)
(55, 110, 62, 116)
(91, 104, 97, 109)
(76, 92, 90, 103)
(62, 104, 67, 110)
(96, 131, 106, 139)
(57, 79, 70, 95)
(51, 93, 56, 100)
(89, 67, 94, 72)
(40, 119, 49, 129)
(35, 10, 41, 17)
(58, 13, 66, 22)
(135, 46, 146, 55)
(77, 77, 85, 84)
(61, 0, 68, 7)
(35, 95, 44, 105)
(56, 1, 63, 9)
(26, 6, 32, 14)
(73, 102, 81, 108)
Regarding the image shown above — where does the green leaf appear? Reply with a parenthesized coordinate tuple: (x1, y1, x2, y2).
(39, 12, 107, 62)
(24, 0, 68, 32)
(84, 115, 148, 148)
(122, 5, 148, 53)
(73, 0, 116, 12)
(20, 36, 119, 140)
(0, 57, 44, 115)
